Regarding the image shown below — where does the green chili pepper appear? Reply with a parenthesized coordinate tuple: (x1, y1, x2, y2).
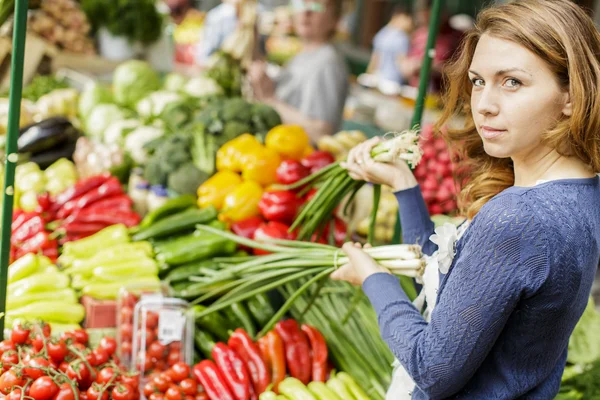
(193, 305, 233, 342)
(336, 372, 370, 400)
(194, 329, 217, 360)
(8, 253, 39, 284)
(308, 382, 342, 400)
(279, 378, 317, 400)
(139, 194, 197, 229)
(246, 293, 276, 327)
(228, 302, 256, 339)
(165, 260, 219, 283)
(156, 233, 237, 266)
(133, 206, 218, 241)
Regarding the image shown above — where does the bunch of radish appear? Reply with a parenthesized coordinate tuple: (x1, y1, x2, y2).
(413, 124, 458, 215)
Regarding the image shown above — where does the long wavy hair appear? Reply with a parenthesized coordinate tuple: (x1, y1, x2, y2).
(436, 0, 600, 219)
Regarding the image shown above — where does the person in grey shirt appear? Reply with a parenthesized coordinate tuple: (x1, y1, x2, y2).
(248, 0, 349, 142)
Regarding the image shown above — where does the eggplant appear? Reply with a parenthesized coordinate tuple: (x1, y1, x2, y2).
(28, 138, 78, 170)
(18, 117, 80, 155)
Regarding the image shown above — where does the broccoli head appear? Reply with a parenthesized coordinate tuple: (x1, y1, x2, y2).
(252, 103, 282, 131)
(221, 98, 253, 123)
(167, 162, 210, 195)
(222, 121, 252, 140)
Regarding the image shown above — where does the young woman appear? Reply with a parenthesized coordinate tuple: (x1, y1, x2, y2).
(332, 0, 600, 398)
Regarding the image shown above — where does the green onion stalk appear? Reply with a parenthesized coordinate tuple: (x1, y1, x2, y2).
(191, 225, 424, 335)
(280, 130, 423, 242)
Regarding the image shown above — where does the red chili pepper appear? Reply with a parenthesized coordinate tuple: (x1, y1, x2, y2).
(57, 177, 123, 219)
(60, 221, 110, 235)
(193, 361, 235, 400)
(42, 247, 59, 263)
(301, 324, 328, 382)
(16, 231, 50, 256)
(276, 160, 310, 185)
(275, 320, 312, 385)
(211, 343, 251, 400)
(231, 216, 264, 252)
(228, 329, 270, 395)
(78, 194, 133, 213)
(258, 191, 300, 224)
(252, 222, 295, 256)
(12, 212, 37, 232)
(60, 232, 93, 245)
(300, 151, 335, 174)
(11, 215, 46, 245)
(36, 192, 53, 213)
(257, 330, 286, 393)
(52, 173, 111, 212)
(66, 209, 140, 228)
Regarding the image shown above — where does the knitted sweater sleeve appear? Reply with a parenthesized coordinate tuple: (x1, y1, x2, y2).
(394, 186, 436, 256)
(363, 194, 550, 398)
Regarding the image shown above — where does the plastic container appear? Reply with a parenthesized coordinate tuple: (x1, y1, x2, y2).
(130, 297, 194, 379)
(116, 282, 169, 369)
(147, 185, 169, 213)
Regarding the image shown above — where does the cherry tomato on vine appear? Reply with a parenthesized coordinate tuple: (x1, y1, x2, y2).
(54, 382, 79, 400)
(96, 367, 116, 385)
(152, 375, 171, 392)
(6, 388, 22, 400)
(86, 384, 108, 400)
(23, 357, 50, 380)
(143, 382, 159, 397)
(47, 340, 68, 363)
(98, 337, 117, 356)
(119, 373, 139, 390)
(66, 361, 91, 385)
(0, 340, 16, 355)
(179, 378, 197, 396)
(149, 394, 166, 400)
(10, 324, 30, 345)
(165, 386, 184, 400)
(92, 348, 109, 366)
(0, 351, 18, 371)
(170, 362, 190, 383)
(73, 329, 89, 345)
(111, 383, 136, 400)
(31, 334, 45, 352)
(0, 368, 23, 394)
(29, 376, 59, 400)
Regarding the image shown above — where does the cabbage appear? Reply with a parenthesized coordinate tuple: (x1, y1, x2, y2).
(85, 104, 128, 138)
(183, 75, 224, 98)
(103, 119, 142, 145)
(124, 125, 164, 165)
(78, 82, 113, 119)
(163, 73, 188, 92)
(113, 60, 161, 108)
(136, 91, 183, 119)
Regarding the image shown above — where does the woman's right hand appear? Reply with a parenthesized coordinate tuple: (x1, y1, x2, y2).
(341, 137, 419, 192)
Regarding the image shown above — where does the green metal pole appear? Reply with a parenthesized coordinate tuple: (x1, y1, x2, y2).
(392, 0, 444, 246)
(0, 0, 29, 339)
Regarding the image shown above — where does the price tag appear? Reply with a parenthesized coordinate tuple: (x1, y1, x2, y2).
(157, 310, 185, 345)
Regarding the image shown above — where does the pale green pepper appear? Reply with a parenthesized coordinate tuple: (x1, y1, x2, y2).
(8, 253, 39, 284)
(61, 224, 130, 258)
(82, 276, 160, 300)
(67, 241, 153, 274)
(8, 272, 69, 297)
(308, 382, 342, 400)
(279, 378, 317, 400)
(7, 288, 77, 310)
(93, 258, 158, 281)
(7, 301, 85, 324)
(326, 376, 354, 400)
(259, 392, 278, 400)
(336, 373, 370, 400)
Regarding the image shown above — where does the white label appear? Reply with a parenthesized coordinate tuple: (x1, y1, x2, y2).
(157, 310, 185, 345)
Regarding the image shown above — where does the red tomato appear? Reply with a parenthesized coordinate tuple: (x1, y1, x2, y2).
(165, 386, 184, 400)
(66, 361, 91, 385)
(143, 382, 159, 397)
(169, 342, 181, 351)
(23, 357, 50, 380)
(30, 334, 44, 353)
(119, 373, 139, 390)
(138, 353, 154, 372)
(152, 375, 171, 393)
(146, 312, 159, 329)
(121, 292, 138, 308)
(111, 383, 135, 400)
(195, 394, 208, 400)
(60, 332, 77, 343)
(71, 329, 89, 345)
(120, 341, 132, 357)
(0, 369, 24, 394)
(119, 324, 133, 341)
(53, 382, 79, 400)
(86, 384, 108, 400)
(170, 362, 190, 383)
(167, 351, 181, 367)
(179, 378, 197, 396)
(10, 324, 30, 345)
(92, 348, 109, 366)
(7, 388, 22, 400)
(120, 307, 133, 324)
(47, 340, 68, 363)
(149, 394, 166, 400)
(138, 328, 157, 348)
(1, 351, 18, 371)
(98, 337, 117, 356)
(29, 376, 59, 400)
(58, 361, 69, 373)
(147, 341, 167, 359)
(79, 392, 89, 400)
(0, 340, 16, 355)
(41, 323, 51, 338)
(95, 367, 116, 385)
(155, 359, 169, 373)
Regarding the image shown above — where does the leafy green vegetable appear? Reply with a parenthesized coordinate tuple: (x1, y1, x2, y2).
(113, 60, 161, 108)
(559, 361, 600, 399)
(568, 298, 600, 365)
(79, 82, 113, 119)
(206, 51, 243, 97)
(18, 76, 69, 102)
(143, 134, 193, 186)
(168, 162, 209, 195)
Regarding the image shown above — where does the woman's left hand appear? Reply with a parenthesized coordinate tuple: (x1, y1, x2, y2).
(331, 242, 391, 286)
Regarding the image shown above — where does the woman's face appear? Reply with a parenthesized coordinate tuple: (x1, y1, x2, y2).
(468, 34, 572, 160)
(292, 0, 337, 42)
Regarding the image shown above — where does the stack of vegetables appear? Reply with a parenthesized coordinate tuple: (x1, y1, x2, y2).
(5, 254, 84, 330)
(57, 224, 159, 300)
(413, 124, 458, 215)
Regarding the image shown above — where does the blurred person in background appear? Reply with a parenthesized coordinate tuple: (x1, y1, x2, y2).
(166, 0, 193, 23)
(367, 3, 414, 85)
(196, 0, 241, 65)
(248, 0, 349, 143)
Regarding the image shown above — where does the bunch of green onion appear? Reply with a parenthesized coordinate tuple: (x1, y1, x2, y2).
(191, 225, 424, 335)
(281, 130, 422, 242)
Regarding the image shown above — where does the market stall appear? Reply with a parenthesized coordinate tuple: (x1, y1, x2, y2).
(0, 0, 598, 399)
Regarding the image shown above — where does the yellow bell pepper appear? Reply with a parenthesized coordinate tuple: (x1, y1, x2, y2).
(216, 134, 262, 172)
(219, 180, 264, 223)
(302, 145, 315, 157)
(197, 171, 243, 210)
(241, 146, 281, 186)
(265, 125, 310, 161)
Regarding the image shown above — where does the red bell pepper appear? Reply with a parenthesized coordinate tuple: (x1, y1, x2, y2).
(231, 216, 264, 252)
(211, 343, 252, 400)
(252, 222, 296, 256)
(258, 191, 300, 224)
(57, 177, 123, 219)
(65, 209, 140, 228)
(11, 215, 45, 244)
(193, 361, 235, 400)
(300, 151, 335, 174)
(257, 330, 286, 393)
(301, 324, 328, 382)
(228, 329, 270, 395)
(275, 320, 312, 385)
(276, 160, 310, 185)
(52, 173, 111, 212)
